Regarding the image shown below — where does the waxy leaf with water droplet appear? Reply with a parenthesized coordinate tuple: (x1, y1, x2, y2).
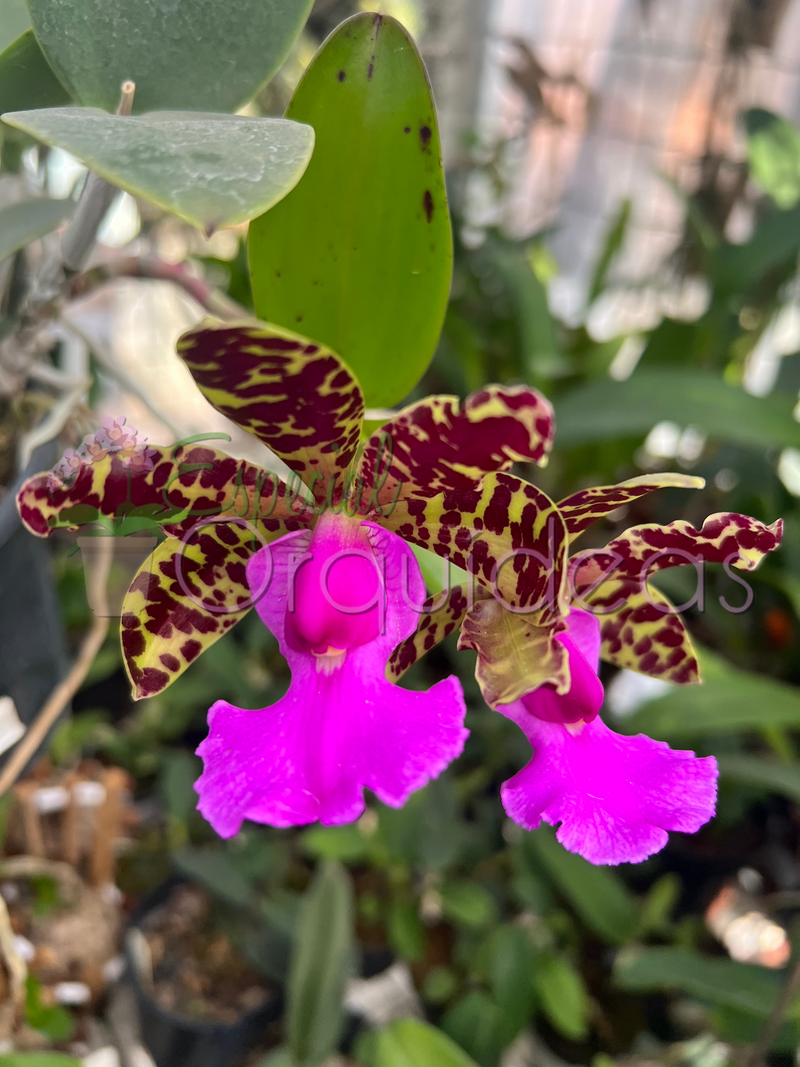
(25, 0, 315, 114)
(249, 13, 453, 407)
(1, 109, 315, 234)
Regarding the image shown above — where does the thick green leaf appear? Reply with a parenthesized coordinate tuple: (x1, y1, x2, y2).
(488, 238, 561, 378)
(25, 0, 314, 113)
(249, 13, 452, 407)
(173, 847, 253, 908)
(555, 368, 800, 450)
(0, 198, 74, 262)
(625, 651, 800, 739)
(487, 925, 536, 1034)
(441, 991, 518, 1067)
(588, 198, 632, 306)
(745, 108, 800, 210)
(0, 31, 70, 130)
(614, 946, 782, 1016)
(0, 0, 29, 51)
(301, 823, 371, 863)
(387, 897, 425, 962)
(159, 750, 200, 825)
(716, 755, 800, 801)
(713, 203, 800, 294)
(288, 860, 354, 1067)
(527, 827, 637, 943)
(2, 109, 314, 234)
(0, 1057, 82, 1067)
(441, 880, 498, 929)
(533, 953, 589, 1041)
(371, 1018, 479, 1067)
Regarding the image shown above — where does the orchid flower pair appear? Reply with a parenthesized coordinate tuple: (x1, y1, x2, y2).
(18, 318, 783, 864)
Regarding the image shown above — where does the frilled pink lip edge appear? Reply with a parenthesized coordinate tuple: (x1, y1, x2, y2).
(500, 706, 718, 865)
(195, 518, 469, 837)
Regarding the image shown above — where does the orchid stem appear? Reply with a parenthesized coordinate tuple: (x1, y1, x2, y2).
(61, 80, 136, 274)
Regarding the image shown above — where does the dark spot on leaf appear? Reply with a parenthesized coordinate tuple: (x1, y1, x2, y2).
(275, 269, 281, 277)
(338, 70, 346, 82)
(368, 55, 375, 80)
(296, 315, 304, 323)
(420, 125, 432, 151)
(423, 190, 434, 223)
(404, 126, 411, 134)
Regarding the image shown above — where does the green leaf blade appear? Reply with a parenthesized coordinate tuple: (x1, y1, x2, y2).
(0, 1056, 83, 1067)
(745, 108, 800, 210)
(533, 953, 590, 1041)
(527, 827, 637, 943)
(1, 109, 315, 233)
(0, 197, 75, 263)
(614, 946, 781, 1016)
(288, 860, 354, 1067)
(0, 0, 29, 51)
(555, 368, 800, 451)
(716, 755, 800, 802)
(0, 30, 70, 130)
(25, 0, 315, 113)
(249, 13, 453, 407)
(372, 1018, 480, 1067)
(625, 651, 800, 739)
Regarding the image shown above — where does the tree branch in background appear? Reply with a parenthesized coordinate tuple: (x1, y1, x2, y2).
(68, 255, 248, 321)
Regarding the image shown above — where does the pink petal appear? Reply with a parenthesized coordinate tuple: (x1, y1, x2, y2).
(521, 607, 603, 724)
(500, 706, 718, 865)
(563, 607, 600, 670)
(195, 519, 468, 835)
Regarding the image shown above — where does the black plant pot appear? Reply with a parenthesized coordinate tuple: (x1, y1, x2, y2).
(125, 878, 283, 1067)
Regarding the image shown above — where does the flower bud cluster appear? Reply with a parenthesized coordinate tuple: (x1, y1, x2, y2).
(47, 417, 157, 490)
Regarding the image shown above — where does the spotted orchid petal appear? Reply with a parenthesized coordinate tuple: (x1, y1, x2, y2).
(178, 319, 365, 506)
(359, 385, 555, 514)
(500, 706, 718, 865)
(458, 597, 569, 709)
(571, 512, 784, 597)
(18, 443, 309, 539)
(586, 578, 700, 685)
(120, 518, 295, 700)
(383, 471, 569, 614)
(557, 473, 704, 540)
(388, 583, 480, 681)
(195, 516, 468, 835)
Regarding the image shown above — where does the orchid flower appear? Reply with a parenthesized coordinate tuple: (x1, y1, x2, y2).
(195, 515, 467, 834)
(17, 318, 556, 831)
(391, 466, 783, 864)
(497, 606, 718, 865)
